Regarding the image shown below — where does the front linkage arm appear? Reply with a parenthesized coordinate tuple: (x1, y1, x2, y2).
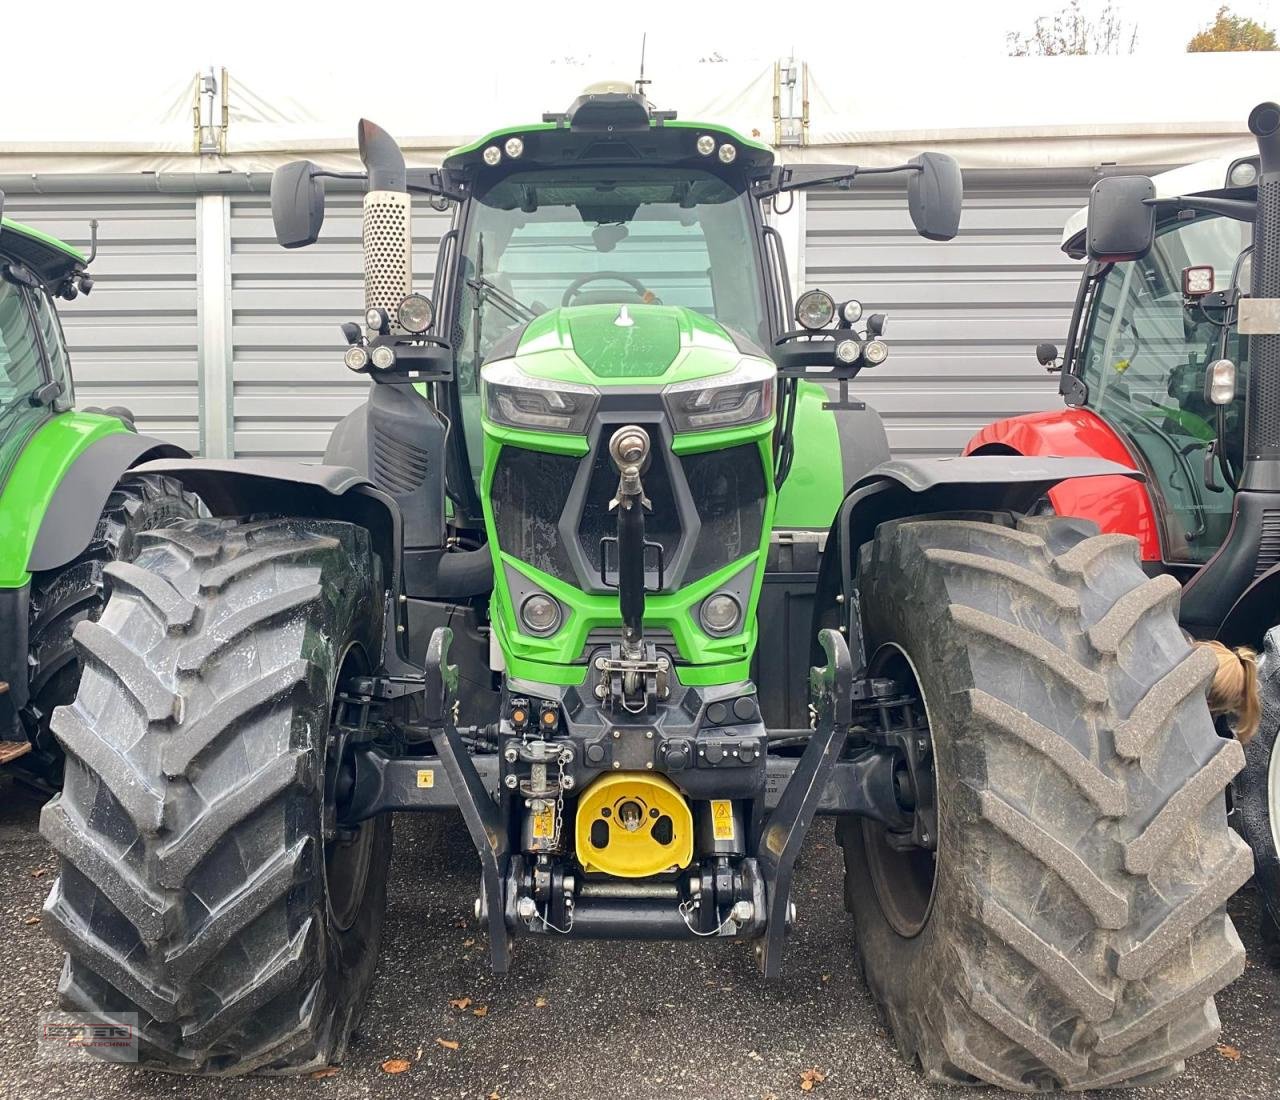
(754, 628, 854, 977)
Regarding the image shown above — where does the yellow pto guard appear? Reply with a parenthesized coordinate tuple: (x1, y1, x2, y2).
(574, 772, 693, 878)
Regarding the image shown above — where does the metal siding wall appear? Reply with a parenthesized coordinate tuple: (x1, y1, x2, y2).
(1, 193, 200, 452)
(804, 182, 1090, 458)
(228, 197, 449, 460)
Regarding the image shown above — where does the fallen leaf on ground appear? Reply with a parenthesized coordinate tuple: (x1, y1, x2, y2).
(31, 868, 47, 879)
(820, 974, 830, 983)
(22, 916, 40, 926)
(800, 1068, 827, 1091)
(415, 1046, 423, 1061)
(463, 937, 476, 948)
(381, 1058, 411, 1074)
(473, 1005, 489, 1018)
(489, 1092, 501, 1099)
(534, 996, 548, 1008)
(1217, 1044, 1242, 1061)
(308, 1066, 340, 1079)
(435, 1038, 459, 1051)
(448, 997, 472, 1011)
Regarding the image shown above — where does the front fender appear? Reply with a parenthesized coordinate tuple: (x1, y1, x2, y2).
(813, 454, 1144, 668)
(5, 416, 185, 584)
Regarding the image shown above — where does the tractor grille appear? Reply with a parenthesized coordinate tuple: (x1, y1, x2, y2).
(682, 445, 768, 583)
(577, 424, 682, 588)
(488, 432, 768, 596)
(490, 447, 578, 580)
(1257, 509, 1280, 579)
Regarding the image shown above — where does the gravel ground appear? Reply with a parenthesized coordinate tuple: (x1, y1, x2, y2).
(1, 775, 1276, 1100)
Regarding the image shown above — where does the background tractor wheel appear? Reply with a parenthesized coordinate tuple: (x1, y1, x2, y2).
(39, 516, 389, 1075)
(18, 474, 197, 787)
(838, 513, 1250, 1091)
(1235, 624, 1280, 962)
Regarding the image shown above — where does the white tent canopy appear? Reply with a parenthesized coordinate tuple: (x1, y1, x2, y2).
(0, 52, 1273, 176)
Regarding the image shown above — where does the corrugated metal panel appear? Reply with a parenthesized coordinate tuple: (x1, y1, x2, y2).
(0, 193, 200, 452)
(229, 197, 449, 460)
(804, 182, 1089, 458)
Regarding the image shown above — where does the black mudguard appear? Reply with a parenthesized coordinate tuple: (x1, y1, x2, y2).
(27, 431, 187, 573)
(812, 455, 1144, 668)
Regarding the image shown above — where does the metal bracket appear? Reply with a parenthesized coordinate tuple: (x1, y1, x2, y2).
(422, 627, 512, 972)
(755, 627, 853, 977)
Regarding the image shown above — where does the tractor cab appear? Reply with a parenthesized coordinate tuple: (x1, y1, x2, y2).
(1057, 160, 1257, 565)
(0, 208, 89, 483)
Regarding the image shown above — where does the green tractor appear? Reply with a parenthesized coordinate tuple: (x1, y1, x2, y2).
(40, 89, 1249, 1088)
(0, 199, 195, 785)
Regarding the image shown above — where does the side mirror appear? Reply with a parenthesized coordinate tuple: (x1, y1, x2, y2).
(1035, 343, 1060, 367)
(1086, 176, 1155, 263)
(907, 152, 962, 241)
(271, 161, 326, 249)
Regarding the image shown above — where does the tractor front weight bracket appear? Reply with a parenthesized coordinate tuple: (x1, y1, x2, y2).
(754, 627, 854, 977)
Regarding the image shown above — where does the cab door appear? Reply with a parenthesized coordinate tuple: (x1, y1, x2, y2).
(1075, 211, 1250, 565)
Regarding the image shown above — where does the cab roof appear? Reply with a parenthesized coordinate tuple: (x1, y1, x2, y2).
(0, 217, 85, 284)
(442, 91, 774, 180)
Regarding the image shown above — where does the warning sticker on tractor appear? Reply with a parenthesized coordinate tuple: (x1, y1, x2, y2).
(416, 769, 435, 789)
(710, 800, 735, 841)
(531, 803, 556, 839)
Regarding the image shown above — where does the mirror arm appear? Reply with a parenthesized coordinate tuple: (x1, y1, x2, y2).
(757, 161, 922, 198)
(1144, 195, 1257, 223)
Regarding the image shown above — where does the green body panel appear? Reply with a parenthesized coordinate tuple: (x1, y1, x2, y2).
(513, 304, 748, 389)
(773, 381, 848, 528)
(0, 411, 127, 588)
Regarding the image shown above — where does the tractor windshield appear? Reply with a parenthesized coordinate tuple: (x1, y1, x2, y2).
(0, 276, 50, 484)
(451, 167, 768, 474)
(1077, 210, 1252, 564)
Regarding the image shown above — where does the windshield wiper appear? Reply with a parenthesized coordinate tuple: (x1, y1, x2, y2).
(468, 275, 537, 324)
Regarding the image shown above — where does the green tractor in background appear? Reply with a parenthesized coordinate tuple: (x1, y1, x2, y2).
(0, 199, 195, 784)
(39, 88, 1250, 1088)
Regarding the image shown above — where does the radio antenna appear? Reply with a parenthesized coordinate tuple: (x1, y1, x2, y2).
(635, 34, 651, 99)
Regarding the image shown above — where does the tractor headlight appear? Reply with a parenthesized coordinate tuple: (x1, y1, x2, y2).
(504, 136, 524, 159)
(519, 592, 562, 635)
(662, 359, 775, 433)
(700, 592, 742, 636)
(863, 339, 889, 366)
(344, 345, 369, 372)
(696, 134, 716, 156)
(483, 145, 502, 166)
(795, 289, 835, 331)
(482, 360, 598, 434)
(397, 293, 434, 334)
(370, 344, 397, 371)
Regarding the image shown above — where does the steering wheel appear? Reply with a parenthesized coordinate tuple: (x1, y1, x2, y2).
(561, 272, 659, 308)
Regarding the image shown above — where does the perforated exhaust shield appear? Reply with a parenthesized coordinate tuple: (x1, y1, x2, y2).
(363, 190, 412, 335)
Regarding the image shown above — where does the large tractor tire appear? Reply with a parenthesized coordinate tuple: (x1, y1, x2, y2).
(19, 474, 197, 786)
(1235, 624, 1280, 962)
(837, 514, 1251, 1091)
(39, 516, 390, 1075)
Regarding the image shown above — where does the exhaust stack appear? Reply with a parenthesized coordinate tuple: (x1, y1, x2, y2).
(1243, 102, 1280, 489)
(357, 119, 412, 335)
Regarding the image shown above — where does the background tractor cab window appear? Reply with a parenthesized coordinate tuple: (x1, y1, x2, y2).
(453, 167, 768, 475)
(1077, 210, 1252, 565)
(0, 277, 49, 482)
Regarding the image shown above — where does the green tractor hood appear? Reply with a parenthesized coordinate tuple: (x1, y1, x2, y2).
(508, 303, 752, 387)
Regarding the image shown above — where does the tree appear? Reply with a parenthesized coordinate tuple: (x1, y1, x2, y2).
(1187, 6, 1277, 51)
(1007, 0, 1139, 56)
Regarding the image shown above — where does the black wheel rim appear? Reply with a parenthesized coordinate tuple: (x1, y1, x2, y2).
(324, 646, 376, 934)
(861, 643, 939, 939)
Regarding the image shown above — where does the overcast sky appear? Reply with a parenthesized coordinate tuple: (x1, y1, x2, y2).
(2, 0, 1277, 75)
